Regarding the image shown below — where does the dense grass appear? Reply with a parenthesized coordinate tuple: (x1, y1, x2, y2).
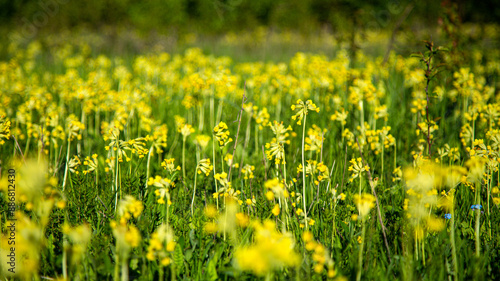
(0, 32, 500, 281)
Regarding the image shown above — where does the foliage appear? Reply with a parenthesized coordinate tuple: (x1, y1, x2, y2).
(0, 33, 500, 281)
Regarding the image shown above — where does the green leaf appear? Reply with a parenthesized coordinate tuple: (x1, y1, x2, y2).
(185, 249, 193, 262)
(207, 257, 219, 281)
(130, 258, 139, 270)
(174, 244, 184, 273)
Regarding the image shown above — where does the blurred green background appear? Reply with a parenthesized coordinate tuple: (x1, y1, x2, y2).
(0, 0, 499, 61)
(1, 0, 499, 33)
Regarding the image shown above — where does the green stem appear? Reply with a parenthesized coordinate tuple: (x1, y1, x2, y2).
(199, 101, 205, 132)
(212, 138, 219, 210)
(381, 143, 385, 184)
(220, 147, 224, 173)
(358, 177, 362, 199)
(356, 219, 366, 281)
(62, 235, 68, 279)
(475, 182, 481, 258)
(360, 100, 365, 137)
(171, 260, 176, 281)
(422, 235, 426, 266)
(254, 125, 258, 154)
(159, 266, 164, 281)
(191, 167, 198, 216)
(145, 146, 153, 193)
(210, 95, 215, 129)
(302, 114, 308, 229)
(216, 100, 223, 125)
(114, 153, 120, 212)
(450, 198, 459, 281)
(114, 252, 120, 281)
(331, 203, 337, 247)
(182, 138, 186, 180)
(487, 169, 491, 239)
(62, 139, 71, 191)
(121, 254, 128, 281)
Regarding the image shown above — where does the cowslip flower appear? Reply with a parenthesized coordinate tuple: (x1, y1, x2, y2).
(348, 158, 369, 183)
(146, 224, 176, 266)
(234, 220, 300, 276)
(117, 196, 144, 225)
(161, 158, 181, 173)
(354, 193, 375, 219)
(213, 122, 232, 147)
(0, 115, 11, 145)
(197, 158, 213, 176)
(291, 99, 320, 125)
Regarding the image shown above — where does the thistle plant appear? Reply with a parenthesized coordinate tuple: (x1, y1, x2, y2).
(291, 99, 319, 229)
(411, 41, 447, 157)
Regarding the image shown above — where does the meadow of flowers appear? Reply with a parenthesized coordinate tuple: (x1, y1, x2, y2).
(0, 34, 500, 281)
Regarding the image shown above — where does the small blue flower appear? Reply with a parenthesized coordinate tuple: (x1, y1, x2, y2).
(444, 213, 452, 219)
(471, 204, 483, 210)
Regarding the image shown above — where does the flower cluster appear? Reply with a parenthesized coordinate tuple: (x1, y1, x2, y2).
(291, 99, 320, 125)
(348, 158, 369, 183)
(117, 195, 144, 225)
(0, 115, 11, 145)
(146, 224, 176, 266)
(241, 164, 255, 180)
(234, 220, 300, 276)
(197, 158, 213, 176)
(161, 158, 181, 173)
(354, 193, 375, 219)
(213, 122, 232, 146)
(303, 231, 336, 277)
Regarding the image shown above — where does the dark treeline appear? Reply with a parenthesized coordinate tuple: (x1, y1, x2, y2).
(1, 0, 499, 35)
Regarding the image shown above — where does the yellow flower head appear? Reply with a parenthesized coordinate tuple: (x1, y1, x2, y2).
(179, 123, 195, 138)
(197, 158, 213, 176)
(234, 220, 300, 276)
(213, 122, 232, 147)
(291, 99, 320, 125)
(354, 193, 375, 218)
